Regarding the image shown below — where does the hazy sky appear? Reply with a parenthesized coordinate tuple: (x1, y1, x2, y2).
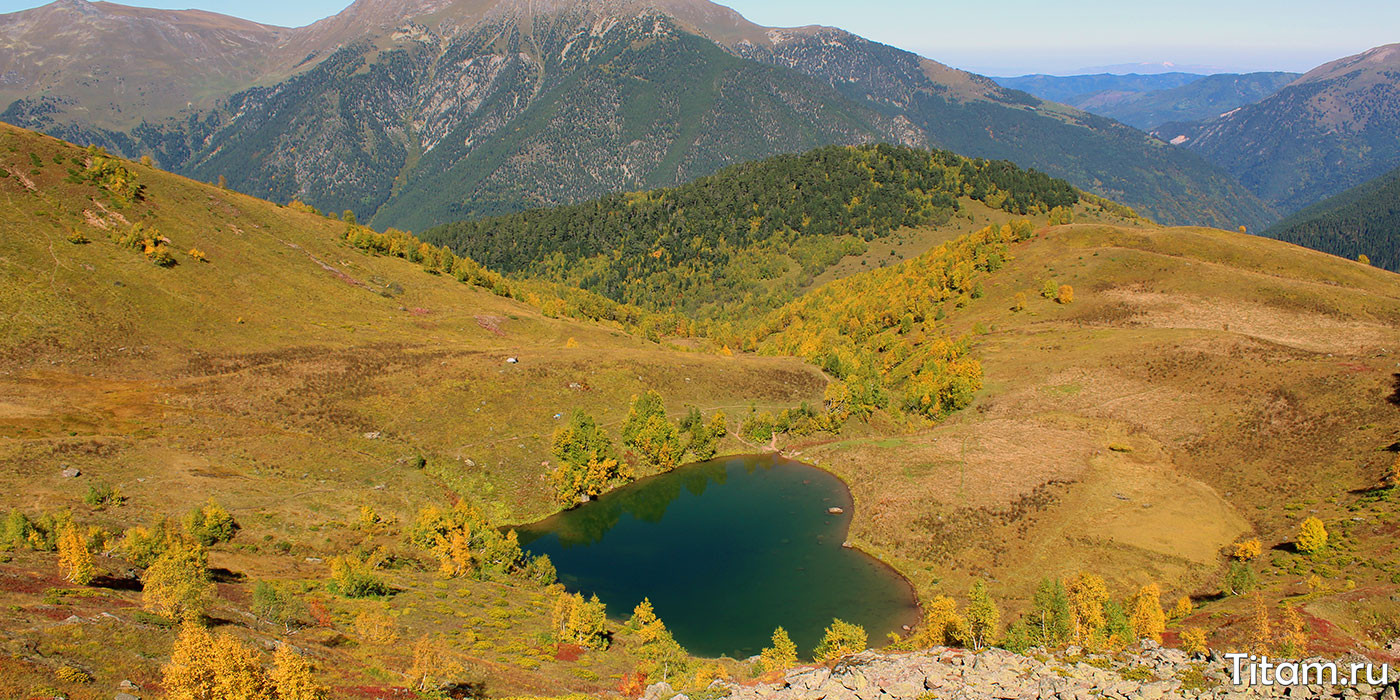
(3, 0, 1396, 75)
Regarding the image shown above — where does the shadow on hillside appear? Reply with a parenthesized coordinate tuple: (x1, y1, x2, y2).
(441, 681, 488, 699)
(209, 567, 245, 583)
(1191, 591, 1229, 605)
(1388, 373, 1400, 407)
(90, 575, 142, 592)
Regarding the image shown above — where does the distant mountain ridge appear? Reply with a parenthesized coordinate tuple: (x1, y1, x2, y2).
(1155, 43, 1400, 214)
(992, 73, 1206, 105)
(993, 72, 1299, 130)
(0, 0, 1275, 232)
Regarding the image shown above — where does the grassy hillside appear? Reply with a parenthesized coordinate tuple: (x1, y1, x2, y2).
(790, 222, 1400, 656)
(0, 121, 826, 697)
(1264, 164, 1400, 271)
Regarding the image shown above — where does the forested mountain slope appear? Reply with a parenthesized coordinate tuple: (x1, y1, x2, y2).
(1263, 164, 1400, 271)
(420, 144, 1124, 321)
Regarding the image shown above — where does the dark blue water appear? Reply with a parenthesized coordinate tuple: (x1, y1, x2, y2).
(515, 454, 919, 659)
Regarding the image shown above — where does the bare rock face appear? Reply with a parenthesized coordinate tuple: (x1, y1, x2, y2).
(704, 645, 1400, 700)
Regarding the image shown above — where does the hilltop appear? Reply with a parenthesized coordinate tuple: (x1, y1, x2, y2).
(1, 0, 1272, 231)
(1, 121, 1399, 698)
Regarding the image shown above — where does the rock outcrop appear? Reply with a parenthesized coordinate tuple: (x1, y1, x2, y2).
(671, 643, 1399, 700)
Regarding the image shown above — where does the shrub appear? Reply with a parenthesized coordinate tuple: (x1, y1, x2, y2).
(55, 666, 91, 684)
(83, 482, 124, 509)
(189, 248, 208, 262)
(251, 581, 309, 631)
(329, 555, 389, 598)
(184, 500, 237, 546)
(1057, 284, 1074, 304)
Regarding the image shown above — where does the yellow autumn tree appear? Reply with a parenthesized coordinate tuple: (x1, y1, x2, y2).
(914, 595, 967, 647)
(759, 627, 799, 673)
(1278, 603, 1308, 658)
(211, 632, 273, 700)
(57, 522, 95, 585)
(1065, 573, 1109, 643)
(1169, 596, 1194, 621)
(1129, 583, 1166, 643)
(163, 623, 220, 700)
(1296, 517, 1328, 555)
(628, 598, 659, 631)
(143, 540, 214, 623)
(965, 580, 1000, 651)
(1180, 627, 1209, 656)
(813, 619, 868, 661)
(1232, 539, 1262, 561)
(163, 624, 277, 700)
(406, 635, 463, 694)
(1248, 591, 1272, 656)
(1056, 284, 1074, 304)
(271, 646, 330, 700)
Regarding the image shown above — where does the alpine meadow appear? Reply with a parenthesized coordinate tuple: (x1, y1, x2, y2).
(1, 2, 1399, 700)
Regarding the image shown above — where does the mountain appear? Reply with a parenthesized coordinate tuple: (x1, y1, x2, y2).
(0, 0, 1274, 232)
(995, 72, 1299, 131)
(0, 0, 288, 128)
(992, 73, 1205, 105)
(1263, 163, 1400, 271)
(1074, 61, 1233, 74)
(1155, 43, 1400, 214)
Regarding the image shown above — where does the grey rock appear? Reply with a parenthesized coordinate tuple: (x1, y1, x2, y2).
(115, 694, 140, 700)
(642, 682, 673, 700)
(61, 467, 81, 478)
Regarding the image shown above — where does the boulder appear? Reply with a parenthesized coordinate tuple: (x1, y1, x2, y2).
(642, 682, 673, 700)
